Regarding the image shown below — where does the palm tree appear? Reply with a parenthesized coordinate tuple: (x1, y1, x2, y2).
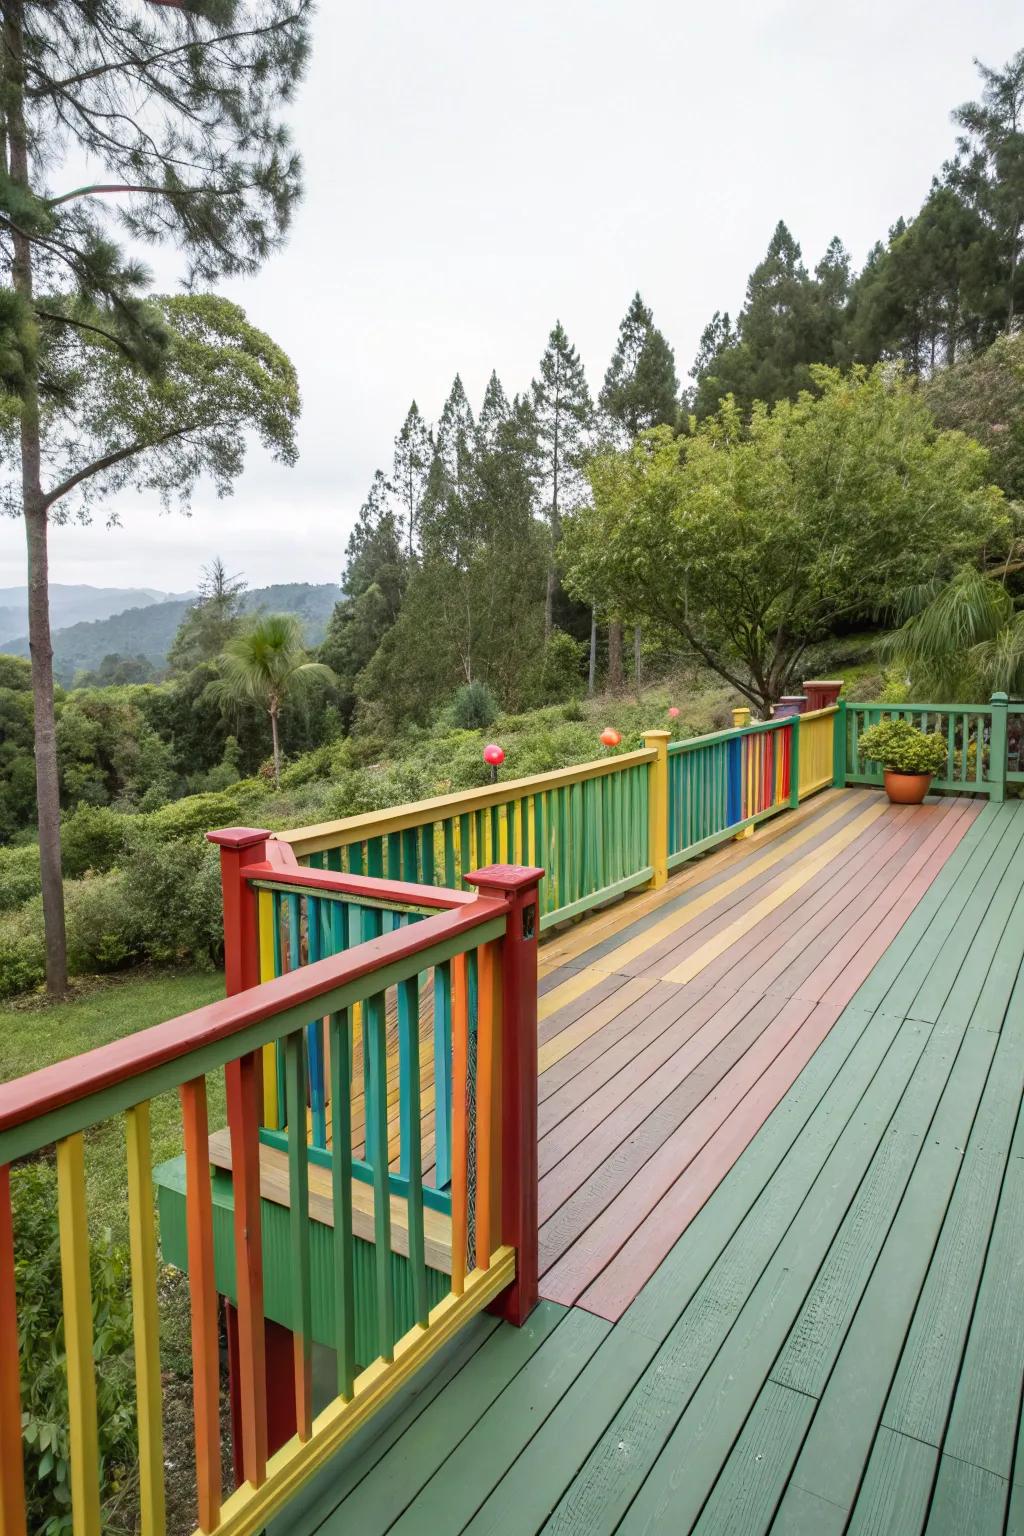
(215, 614, 335, 785)
(884, 564, 1024, 700)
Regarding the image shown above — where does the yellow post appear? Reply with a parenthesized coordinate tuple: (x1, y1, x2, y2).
(731, 707, 754, 838)
(644, 730, 671, 889)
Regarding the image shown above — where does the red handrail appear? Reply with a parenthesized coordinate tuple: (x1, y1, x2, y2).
(0, 894, 509, 1138)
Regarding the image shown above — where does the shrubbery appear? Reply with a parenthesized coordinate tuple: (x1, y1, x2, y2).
(449, 681, 498, 730)
(12, 1163, 136, 1533)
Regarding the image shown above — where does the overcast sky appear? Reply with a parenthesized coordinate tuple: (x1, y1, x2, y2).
(0, 0, 1021, 595)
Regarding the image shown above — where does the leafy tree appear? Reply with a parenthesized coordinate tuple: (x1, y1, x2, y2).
(948, 48, 1024, 329)
(924, 331, 1024, 501)
(563, 367, 1007, 715)
(215, 613, 335, 785)
(600, 291, 679, 440)
(74, 653, 157, 688)
(391, 401, 432, 556)
(532, 321, 594, 634)
(0, 0, 308, 992)
(0, 651, 34, 839)
(167, 557, 247, 673)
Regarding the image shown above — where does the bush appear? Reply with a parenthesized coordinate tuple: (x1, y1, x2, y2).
(858, 718, 949, 775)
(520, 630, 586, 708)
(141, 789, 247, 842)
(12, 1163, 136, 1534)
(118, 827, 223, 965)
(65, 870, 141, 973)
(449, 681, 498, 731)
(0, 900, 45, 997)
(0, 843, 40, 912)
(60, 803, 128, 879)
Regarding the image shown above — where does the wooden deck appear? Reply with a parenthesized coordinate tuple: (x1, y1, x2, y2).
(272, 788, 1024, 1536)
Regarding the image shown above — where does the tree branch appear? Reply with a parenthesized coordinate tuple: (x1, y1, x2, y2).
(41, 421, 201, 510)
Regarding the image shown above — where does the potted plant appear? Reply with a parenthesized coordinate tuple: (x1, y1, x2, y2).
(857, 718, 949, 805)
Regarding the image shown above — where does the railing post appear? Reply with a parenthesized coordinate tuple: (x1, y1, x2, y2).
(731, 709, 753, 838)
(206, 827, 270, 996)
(464, 863, 543, 1327)
(643, 730, 671, 889)
(789, 714, 801, 809)
(732, 706, 751, 728)
(833, 700, 847, 788)
(205, 828, 280, 1474)
(989, 692, 1008, 803)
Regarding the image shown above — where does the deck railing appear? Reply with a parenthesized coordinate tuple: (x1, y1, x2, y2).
(276, 746, 658, 930)
(665, 714, 797, 867)
(840, 694, 1009, 800)
(0, 851, 541, 1536)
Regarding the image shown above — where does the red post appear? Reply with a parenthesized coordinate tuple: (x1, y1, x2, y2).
(225, 1303, 297, 1483)
(206, 827, 270, 996)
(464, 863, 543, 1326)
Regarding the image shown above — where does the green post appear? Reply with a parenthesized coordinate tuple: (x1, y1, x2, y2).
(989, 692, 1008, 802)
(789, 715, 800, 809)
(833, 700, 847, 788)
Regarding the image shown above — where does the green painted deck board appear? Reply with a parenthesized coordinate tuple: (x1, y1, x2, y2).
(271, 794, 1024, 1536)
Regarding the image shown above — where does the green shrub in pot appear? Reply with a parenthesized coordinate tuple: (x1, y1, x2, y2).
(857, 718, 949, 776)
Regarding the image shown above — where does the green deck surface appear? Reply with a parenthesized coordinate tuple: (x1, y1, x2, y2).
(269, 794, 1024, 1535)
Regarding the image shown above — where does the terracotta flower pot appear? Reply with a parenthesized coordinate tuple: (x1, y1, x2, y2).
(883, 769, 931, 805)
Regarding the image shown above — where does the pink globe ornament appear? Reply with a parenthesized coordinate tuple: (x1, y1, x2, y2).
(668, 706, 680, 719)
(600, 728, 622, 748)
(483, 743, 505, 767)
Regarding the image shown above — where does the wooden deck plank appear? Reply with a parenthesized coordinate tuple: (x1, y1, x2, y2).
(385, 1310, 610, 1535)
(926, 1454, 1009, 1534)
(610, 981, 986, 1535)
(314, 1302, 569, 1533)
(840, 1427, 938, 1536)
(543, 1014, 932, 1535)
(690, 1380, 813, 1536)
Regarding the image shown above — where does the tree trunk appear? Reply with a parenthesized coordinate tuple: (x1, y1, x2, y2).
(607, 621, 624, 692)
(588, 611, 597, 695)
(270, 703, 281, 786)
(6, 0, 67, 993)
(633, 624, 642, 696)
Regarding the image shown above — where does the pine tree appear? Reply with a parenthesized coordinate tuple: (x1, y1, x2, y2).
(949, 49, 1024, 329)
(420, 375, 477, 562)
(600, 295, 678, 688)
(0, 0, 309, 992)
(168, 558, 247, 672)
(391, 401, 433, 557)
(600, 292, 679, 440)
(532, 321, 594, 634)
(321, 471, 406, 723)
(477, 371, 511, 455)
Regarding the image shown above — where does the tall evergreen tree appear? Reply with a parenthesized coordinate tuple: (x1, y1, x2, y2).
(600, 294, 678, 688)
(168, 558, 247, 673)
(321, 471, 406, 724)
(391, 401, 432, 557)
(948, 48, 1024, 329)
(476, 370, 511, 454)
(421, 375, 476, 560)
(600, 292, 679, 440)
(532, 321, 593, 634)
(0, 0, 310, 992)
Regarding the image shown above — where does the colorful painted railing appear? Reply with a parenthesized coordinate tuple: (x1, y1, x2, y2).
(0, 853, 541, 1536)
(796, 705, 841, 799)
(840, 695, 1008, 801)
(225, 831, 463, 1194)
(665, 714, 797, 869)
(276, 746, 659, 930)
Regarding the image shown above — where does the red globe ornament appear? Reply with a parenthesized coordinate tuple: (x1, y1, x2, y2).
(483, 743, 505, 766)
(668, 706, 680, 719)
(600, 728, 622, 748)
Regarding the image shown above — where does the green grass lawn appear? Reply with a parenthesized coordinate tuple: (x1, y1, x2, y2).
(1, 967, 227, 1240)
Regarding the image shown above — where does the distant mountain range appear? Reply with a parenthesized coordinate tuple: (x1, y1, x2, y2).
(0, 583, 183, 640)
(0, 581, 341, 685)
